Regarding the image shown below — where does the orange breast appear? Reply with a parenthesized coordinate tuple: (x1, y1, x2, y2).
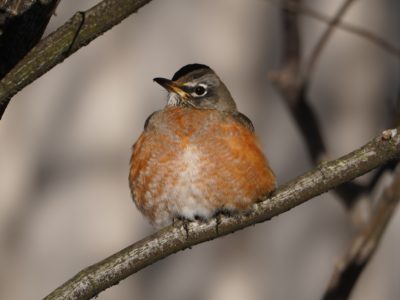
(129, 107, 276, 226)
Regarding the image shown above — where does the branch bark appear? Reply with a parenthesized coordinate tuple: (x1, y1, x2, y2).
(44, 129, 400, 300)
(0, 0, 153, 119)
(322, 164, 400, 300)
(0, 0, 60, 78)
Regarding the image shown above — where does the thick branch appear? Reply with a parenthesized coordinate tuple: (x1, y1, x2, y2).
(0, 0, 60, 78)
(44, 129, 400, 300)
(322, 164, 400, 300)
(0, 0, 153, 119)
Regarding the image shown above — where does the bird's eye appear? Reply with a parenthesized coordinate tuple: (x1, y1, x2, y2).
(194, 85, 207, 96)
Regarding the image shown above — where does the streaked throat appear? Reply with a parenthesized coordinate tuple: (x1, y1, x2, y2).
(167, 92, 182, 106)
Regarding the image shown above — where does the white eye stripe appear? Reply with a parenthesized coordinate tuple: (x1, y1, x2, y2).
(184, 82, 208, 88)
(183, 82, 197, 87)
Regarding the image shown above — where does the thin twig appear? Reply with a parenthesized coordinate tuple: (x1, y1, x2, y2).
(302, 0, 357, 83)
(322, 164, 400, 300)
(268, 0, 400, 59)
(44, 130, 400, 300)
(0, 0, 153, 119)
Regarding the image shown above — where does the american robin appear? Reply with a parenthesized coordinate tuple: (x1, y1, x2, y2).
(129, 64, 276, 227)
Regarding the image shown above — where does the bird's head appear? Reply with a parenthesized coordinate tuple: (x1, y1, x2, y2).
(154, 64, 237, 112)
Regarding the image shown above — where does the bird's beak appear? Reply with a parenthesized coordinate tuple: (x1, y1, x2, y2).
(153, 77, 190, 99)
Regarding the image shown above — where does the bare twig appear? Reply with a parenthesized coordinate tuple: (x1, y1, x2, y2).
(303, 0, 357, 84)
(268, 0, 400, 58)
(322, 164, 400, 300)
(44, 130, 400, 300)
(0, 0, 153, 119)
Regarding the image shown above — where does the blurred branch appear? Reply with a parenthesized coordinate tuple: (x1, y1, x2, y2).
(322, 164, 400, 300)
(302, 0, 357, 83)
(268, 0, 400, 59)
(269, 0, 326, 162)
(44, 130, 400, 300)
(269, 0, 391, 211)
(0, 0, 153, 119)
(0, 0, 61, 78)
(270, 4, 400, 297)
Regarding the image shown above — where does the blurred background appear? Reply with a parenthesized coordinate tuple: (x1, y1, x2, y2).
(0, 0, 399, 299)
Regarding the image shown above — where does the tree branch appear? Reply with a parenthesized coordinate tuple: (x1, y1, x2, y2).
(270, 0, 382, 211)
(302, 0, 357, 83)
(0, 0, 61, 78)
(0, 0, 153, 119)
(322, 163, 400, 300)
(270, 4, 400, 296)
(44, 129, 400, 300)
(269, 0, 400, 59)
(270, 0, 357, 163)
(269, 0, 326, 164)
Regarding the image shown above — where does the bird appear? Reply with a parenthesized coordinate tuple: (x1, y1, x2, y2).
(129, 64, 276, 227)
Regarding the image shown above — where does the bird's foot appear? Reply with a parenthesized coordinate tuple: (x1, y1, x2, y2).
(172, 216, 191, 239)
(213, 209, 233, 235)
